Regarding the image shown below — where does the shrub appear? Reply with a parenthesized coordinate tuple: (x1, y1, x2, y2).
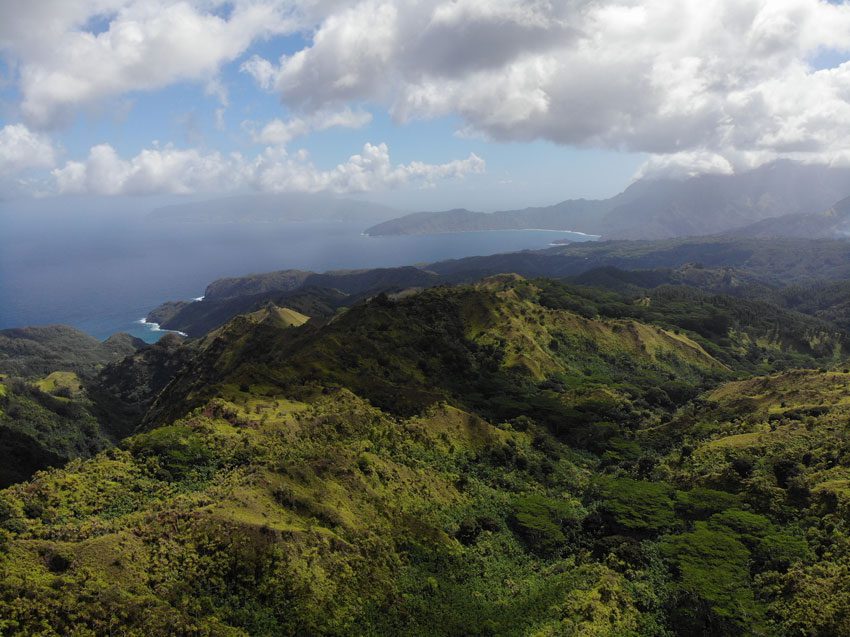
(708, 509, 809, 571)
(510, 494, 583, 556)
(755, 532, 810, 570)
(53, 386, 73, 399)
(661, 523, 765, 634)
(127, 425, 216, 480)
(731, 456, 755, 478)
(675, 488, 741, 521)
(598, 477, 677, 534)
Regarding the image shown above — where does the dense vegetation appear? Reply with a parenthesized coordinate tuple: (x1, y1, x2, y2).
(152, 236, 850, 339)
(0, 326, 143, 378)
(0, 329, 147, 486)
(3, 272, 850, 635)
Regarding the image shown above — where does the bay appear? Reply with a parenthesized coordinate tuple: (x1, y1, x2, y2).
(0, 213, 594, 342)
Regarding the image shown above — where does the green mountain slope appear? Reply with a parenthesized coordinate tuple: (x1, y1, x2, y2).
(145, 276, 728, 447)
(0, 329, 147, 486)
(0, 326, 144, 378)
(149, 287, 348, 337)
(2, 275, 850, 635)
(0, 374, 110, 487)
(143, 237, 850, 340)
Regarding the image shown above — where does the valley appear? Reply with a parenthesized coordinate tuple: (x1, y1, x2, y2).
(3, 240, 850, 635)
(5, 2, 850, 635)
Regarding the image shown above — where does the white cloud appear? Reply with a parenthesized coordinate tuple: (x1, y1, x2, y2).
(242, 0, 850, 172)
(240, 54, 278, 91)
(0, 123, 59, 197)
(205, 78, 230, 108)
(0, 124, 57, 173)
(52, 143, 238, 195)
(1, 1, 296, 128)
(52, 141, 484, 195)
(9, 0, 850, 186)
(247, 108, 373, 145)
(265, 1, 401, 110)
(245, 142, 485, 193)
(634, 151, 735, 180)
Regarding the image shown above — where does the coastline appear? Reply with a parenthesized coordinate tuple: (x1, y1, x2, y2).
(136, 318, 188, 338)
(364, 228, 601, 239)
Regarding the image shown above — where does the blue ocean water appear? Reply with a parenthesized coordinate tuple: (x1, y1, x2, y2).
(0, 212, 594, 343)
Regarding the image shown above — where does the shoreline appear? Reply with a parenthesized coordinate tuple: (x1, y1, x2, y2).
(363, 228, 601, 239)
(136, 318, 188, 337)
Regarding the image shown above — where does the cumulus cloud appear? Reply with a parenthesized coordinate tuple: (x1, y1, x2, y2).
(633, 151, 736, 180)
(0, 123, 59, 197)
(240, 54, 278, 91)
(246, 108, 373, 145)
(245, 143, 485, 193)
(0, 1, 296, 128)
(51, 141, 484, 196)
(8, 0, 850, 186)
(52, 143, 239, 195)
(243, 0, 850, 172)
(0, 124, 57, 173)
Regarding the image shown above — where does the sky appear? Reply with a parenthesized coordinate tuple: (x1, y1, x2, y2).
(1, 0, 850, 211)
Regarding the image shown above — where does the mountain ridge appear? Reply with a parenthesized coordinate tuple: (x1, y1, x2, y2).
(735, 194, 850, 239)
(366, 161, 850, 240)
(4, 272, 850, 634)
(146, 236, 850, 338)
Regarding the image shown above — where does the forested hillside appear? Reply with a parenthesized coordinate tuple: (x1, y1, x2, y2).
(2, 275, 850, 635)
(147, 237, 850, 339)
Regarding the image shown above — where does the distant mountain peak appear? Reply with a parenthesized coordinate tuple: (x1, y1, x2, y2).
(366, 161, 850, 241)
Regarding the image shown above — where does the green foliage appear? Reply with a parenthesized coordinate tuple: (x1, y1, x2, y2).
(707, 509, 773, 541)
(661, 523, 765, 634)
(0, 325, 141, 377)
(3, 273, 850, 635)
(0, 378, 110, 486)
(536, 277, 848, 373)
(149, 277, 727, 453)
(509, 494, 583, 555)
(708, 509, 810, 570)
(127, 425, 217, 480)
(675, 488, 741, 520)
(598, 477, 677, 534)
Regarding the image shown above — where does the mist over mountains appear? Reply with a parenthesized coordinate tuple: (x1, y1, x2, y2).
(139, 161, 850, 243)
(367, 161, 850, 240)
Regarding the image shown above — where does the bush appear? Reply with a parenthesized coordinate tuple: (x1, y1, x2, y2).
(675, 488, 741, 520)
(708, 509, 809, 571)
(755, 532, 809, 570)
(53, 386, 73, 399)
(510, 494, 583, 556)
(731, 456, 755, 478)
(127, 425, 216, 480)
(598, 477, 677, 534)
(661, 523, 765, 634)
(708, 509, 772, 543)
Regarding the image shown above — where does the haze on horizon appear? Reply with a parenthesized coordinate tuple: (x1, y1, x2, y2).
(1, 0, 850, 213)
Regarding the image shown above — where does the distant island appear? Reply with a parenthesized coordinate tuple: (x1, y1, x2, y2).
(365, 161, 850, 240)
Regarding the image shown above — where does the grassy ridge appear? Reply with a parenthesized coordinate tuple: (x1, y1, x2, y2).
(2, 275, 850, 634)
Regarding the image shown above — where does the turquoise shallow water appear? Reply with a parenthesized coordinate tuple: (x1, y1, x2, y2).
(0, 214, 593, 342)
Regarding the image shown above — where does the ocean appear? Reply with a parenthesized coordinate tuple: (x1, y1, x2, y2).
(0, 212, 594, 342)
